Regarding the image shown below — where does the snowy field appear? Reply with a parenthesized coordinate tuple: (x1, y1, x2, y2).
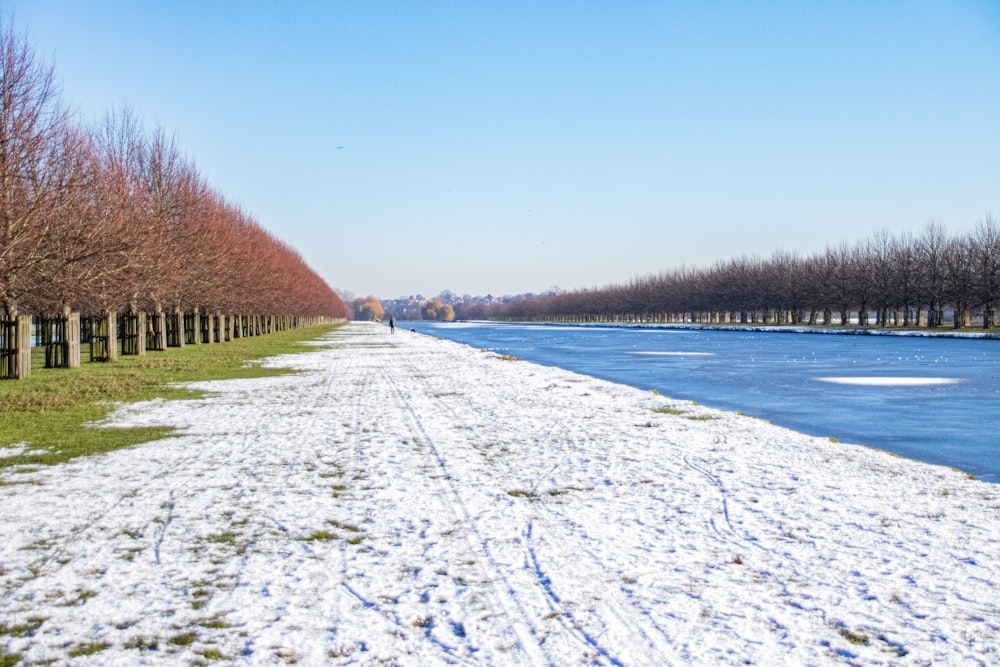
(1, 322, 997, 665)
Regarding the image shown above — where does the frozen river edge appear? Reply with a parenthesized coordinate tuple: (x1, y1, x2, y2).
(1, 322, 997, 665)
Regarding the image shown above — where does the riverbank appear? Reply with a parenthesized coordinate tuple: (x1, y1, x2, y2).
(1, 322, 997, 664)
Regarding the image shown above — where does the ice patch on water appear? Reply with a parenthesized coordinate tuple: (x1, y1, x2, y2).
(816, 376, 959, 386)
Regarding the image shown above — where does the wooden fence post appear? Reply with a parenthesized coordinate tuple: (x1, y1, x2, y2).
(15, 315, 31, 378)
(191, 308, 201, 345)
(137, 312, 147, 355)
(106, 312, 118, 362)
(67, 312, 80, 367)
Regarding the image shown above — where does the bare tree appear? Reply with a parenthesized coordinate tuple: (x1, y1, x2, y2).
(87, 106, 159, 314)
(25, 124, 109, 315)
(916, 221, 948, 327)
(0, 21, 71, 315)
(972, 214, 1000, 328)
(890, 231, 919, 326)
(943, 233, 977, 327)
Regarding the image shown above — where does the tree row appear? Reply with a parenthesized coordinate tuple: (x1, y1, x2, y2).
(0, 22, 350, 321)
(456, 220, 1000, 329)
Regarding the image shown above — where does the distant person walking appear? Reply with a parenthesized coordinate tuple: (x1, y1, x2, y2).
(389, 316, 396, 334)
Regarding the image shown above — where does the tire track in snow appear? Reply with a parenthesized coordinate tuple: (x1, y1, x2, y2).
(249, 345, 449, 662)
(153, 490, 175, 566)
(682, 454, 736, 541)
(205, 339, 461, 663)
(317, 336, 486, 664)
(391, 344, 682, 665)
(201, 348, 389, 661)
(477, 406, 680, 661)
(682, 451, 772, 560)
(332, 347, 441, 656)
(521, 509, 684, 666)
(391, 352, 615, 662)
(378, 347, 555, 667)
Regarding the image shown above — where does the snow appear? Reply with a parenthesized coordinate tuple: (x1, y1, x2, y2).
(0, 444, 27, 459)
(1, 322, 997, 665)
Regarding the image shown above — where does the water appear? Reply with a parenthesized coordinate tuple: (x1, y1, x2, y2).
(405, 321, 1000, 484)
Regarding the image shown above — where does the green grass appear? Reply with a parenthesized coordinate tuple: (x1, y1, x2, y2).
(0, 324, 343, 468)
(197, 648, 229, 660)
(0, 617, 45, 638)
(67, 641, 110, 657)
(58, 589, 97, 606)
(205, 531, 239, 545)
(836, 625, 870, 646)
(168, 631, 198, 646)
(327, 520, 362, 533)
(304, 530, 337, 542)
(653, 407, 686, 415)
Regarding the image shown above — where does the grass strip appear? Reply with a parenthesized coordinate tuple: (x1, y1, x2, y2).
(0, 323, 344, 469)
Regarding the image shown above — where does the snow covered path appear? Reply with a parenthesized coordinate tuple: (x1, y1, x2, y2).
(1, 322, 998, 665)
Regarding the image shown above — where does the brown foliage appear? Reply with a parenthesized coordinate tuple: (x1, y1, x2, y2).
(0, 21, 71, 315)
(353, 295, 384, 321)
(422, 300, 454, 321)
(0, 22, 350, 320)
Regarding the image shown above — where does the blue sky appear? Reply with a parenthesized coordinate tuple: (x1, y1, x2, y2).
(5, 1, 1000, 300)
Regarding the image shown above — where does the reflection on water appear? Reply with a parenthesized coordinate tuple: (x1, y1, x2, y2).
(408, 321, 1000, 484)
